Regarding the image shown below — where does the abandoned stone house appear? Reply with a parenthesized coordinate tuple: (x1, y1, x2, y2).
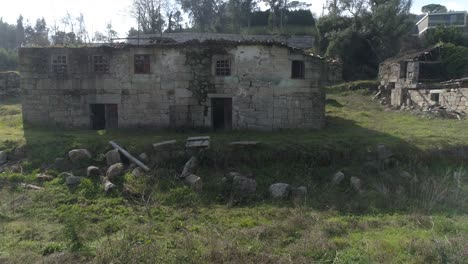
(19, 40, 326, 130)
(378, 46, 468, 113)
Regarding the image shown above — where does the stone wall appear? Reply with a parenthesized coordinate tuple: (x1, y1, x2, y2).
(0, 71, 20, 97)
(402, 88, 468, 112)
(19, 43, 325, 130)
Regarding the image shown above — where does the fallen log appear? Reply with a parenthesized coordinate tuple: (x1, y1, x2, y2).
(109, 141, 150, 172)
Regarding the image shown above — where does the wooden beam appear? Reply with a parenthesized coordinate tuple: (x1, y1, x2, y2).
(109, 141, 150, 171)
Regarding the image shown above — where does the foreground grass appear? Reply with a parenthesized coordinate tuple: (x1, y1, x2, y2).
(0, 86, 467, 263)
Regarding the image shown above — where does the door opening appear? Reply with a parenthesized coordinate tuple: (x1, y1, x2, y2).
(90, 104, 118, 129)
(211, 98, 232, 130)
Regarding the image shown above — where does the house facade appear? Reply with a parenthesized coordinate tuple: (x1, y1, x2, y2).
(416, 11, 468, 36)
(19, 40, 326, 130)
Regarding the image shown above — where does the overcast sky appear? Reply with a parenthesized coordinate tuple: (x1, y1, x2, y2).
(1, 0, 467, 38)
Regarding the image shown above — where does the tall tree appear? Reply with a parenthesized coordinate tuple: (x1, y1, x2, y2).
(131, 0, 166, 34)
(178, 0, 220, 32)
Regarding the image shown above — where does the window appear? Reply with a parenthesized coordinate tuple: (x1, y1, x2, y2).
(52, 55, 67, 75)
(93, 55, 109, 73)
(430, 93, 440, 104)
(291, 60, 305, 79)
(134, 55, 150, 74)
(215, 59, 231, 76)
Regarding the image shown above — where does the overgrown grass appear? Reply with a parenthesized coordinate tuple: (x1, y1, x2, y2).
(0, 86, 467, 263)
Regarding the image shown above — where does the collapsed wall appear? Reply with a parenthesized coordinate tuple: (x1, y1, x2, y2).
(0, 71, 20, 97)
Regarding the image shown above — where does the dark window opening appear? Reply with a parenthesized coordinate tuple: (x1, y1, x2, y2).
(291, 60, 305, 79)
(134, 55, 150, 74)
(90, 104, 118, 129)
(430, 93, 440, 104)
(400, 62, 407, 78)
(419, 62, 446, 82)
(215, 59, 231, 76)
(94, 55, 109, 73)
(211, 98, 232, 130)
(52, 55, 67, 74)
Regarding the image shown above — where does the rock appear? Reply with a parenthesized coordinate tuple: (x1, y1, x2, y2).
(20, 183, 43, 190)
(123, 183, 140, 197)
(9, 164, 21, 173)
(59, 172, 74, 178)
(102, 177, 116, 192)
(132, 167, 145, 177)
(105, 149, 121, 166)
(268, 183, 290, 199)
(138, 153, 149, 163)
(232, 174, 256, 201)
(52, 158, 72, 171)
(376, 145, 393, 161)
(87, 166, 100, 177)
(184, 174, 203, 191)
(68, 149, 91, 164)
(332, 171, 345, 185)
(350, 177, 362, 192)
(0, 151, 7, 165)
(65, 176, 82, 185)
(36, 173, 54, 181)
(180, 156, 197, 179)
(106, 163, 125, 180)
(291, 186, 307, 205)
(400, 171, 412, 178)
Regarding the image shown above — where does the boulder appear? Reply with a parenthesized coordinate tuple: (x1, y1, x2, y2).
(59, 172, 74, 178)
(36, 173, 54, 181)
(332, 171, 345, 185)
(106, 163, 125, 180)
(376, 144, 393, 161)
(232, 174, 256, 201)
(0, 151, 7, 165)
(87, 166, 100, 177)
(138, 153, 149, 164)
(132, 167, 145, 177)
(291, 186, 307, 205)
(105, 149, 121, 166)
(350, 177, 362, 192)
(180, 156, 197, 179)
(184, 174, 203, 191)
(52, 158, 72, 172)
(65, 176, 82, 185)
(102, 177, 116, 192)
(68, 149, 91, 164)
(268, 183, 290, 199)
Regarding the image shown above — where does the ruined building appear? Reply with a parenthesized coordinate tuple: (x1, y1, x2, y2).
(379, 46, 468, 113)
(19, 40, 326, 130)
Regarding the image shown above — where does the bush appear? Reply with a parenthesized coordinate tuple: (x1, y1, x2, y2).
(0, 48, 17, 71)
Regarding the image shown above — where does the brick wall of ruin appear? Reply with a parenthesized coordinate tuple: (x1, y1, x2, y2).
(404, 88, 468, 112)
(0, 71, 20, 97)
(19, 44, 325, 130)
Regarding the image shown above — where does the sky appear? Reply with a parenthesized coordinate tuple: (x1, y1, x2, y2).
(0, 0, 468, 38)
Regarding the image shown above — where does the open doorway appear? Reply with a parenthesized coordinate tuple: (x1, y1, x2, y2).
(211, 98, 232, 130)
(90, 104, 118, 129)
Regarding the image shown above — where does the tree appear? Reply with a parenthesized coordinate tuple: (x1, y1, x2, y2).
(178, 0, 220, 32)
(131, 0, 166, 34)
(24, 18, 50, 46)
(421, 4, 447, 14)
(105, 22, 118, 42)
(16, 15, 25, 47)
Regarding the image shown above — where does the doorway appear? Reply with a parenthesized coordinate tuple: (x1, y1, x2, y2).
(211, 98, 232, 130)
(90, 104, 118, 129)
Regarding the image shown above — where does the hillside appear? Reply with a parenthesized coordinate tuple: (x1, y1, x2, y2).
(0, 85, 467, 263)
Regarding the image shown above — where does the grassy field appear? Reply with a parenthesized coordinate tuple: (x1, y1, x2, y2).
(0, 86, 467, 263)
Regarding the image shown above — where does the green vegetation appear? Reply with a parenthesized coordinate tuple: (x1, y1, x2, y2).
(0, 86, 467, 262)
